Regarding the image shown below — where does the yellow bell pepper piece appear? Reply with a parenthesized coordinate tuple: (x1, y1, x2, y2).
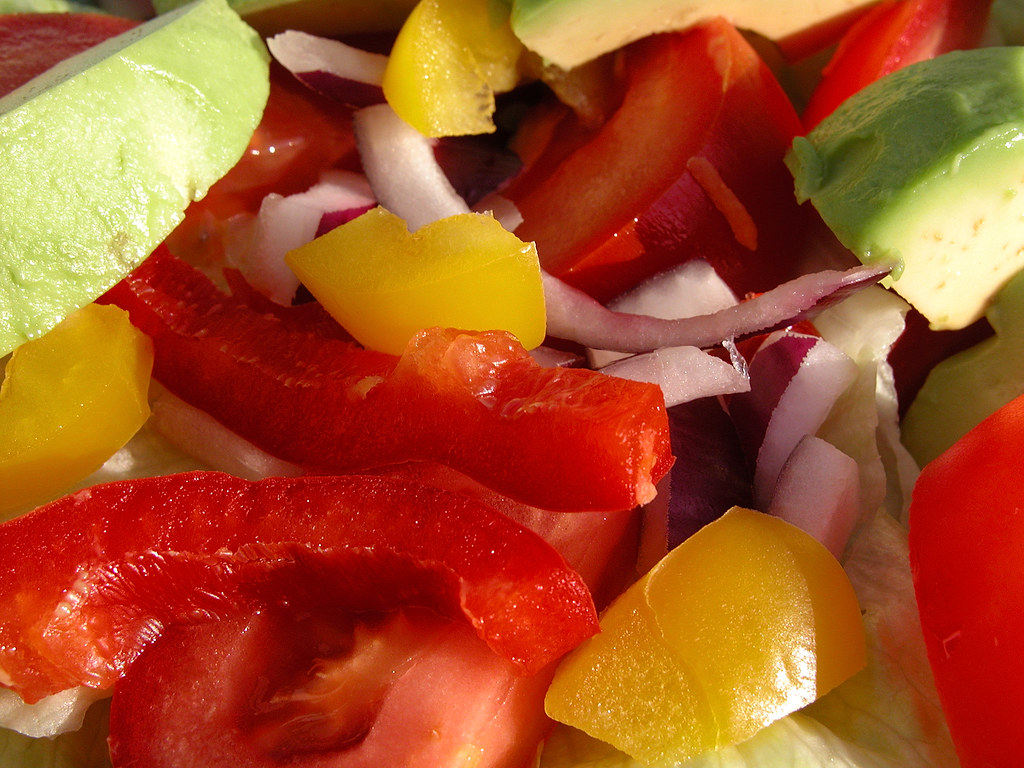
(0, 303, 153, 519)
(286, 206, 546, 355)
(545, 507, 866, 765)
(383, 0, 524, 136)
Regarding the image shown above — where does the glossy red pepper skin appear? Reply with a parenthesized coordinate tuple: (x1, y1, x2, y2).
(101, 249, 672, 512)
(0, 471, 599, 704)
(909, 394, 1024, 768)
(802, 0, 993, 130)
(506, 18, 818, 304)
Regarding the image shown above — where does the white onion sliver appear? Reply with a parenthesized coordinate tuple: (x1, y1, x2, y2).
(544, 263, 891, 353)
(0, 684, 108, 738)
(589, 259, 739, 368)
(149, 384, 303, 482)
(601, 346, 749, 407)
(769, 434, 860, 559)
(751, 335, 858, 509)
(354, 103, 470, 230)
(267, 30, 387, 88)
(230, 171, 377, 304)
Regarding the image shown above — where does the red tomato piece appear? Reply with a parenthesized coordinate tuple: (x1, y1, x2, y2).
(801, 0, 994, 130)
(505, 18, 816, 303)
(909, 394, 1024, 768)
(101, 249, 672, 512)
(108, 605, 554, 768)
(165, 63, 362, 270)
(0, 12, 138, 96)
(0, 471, 598, 704)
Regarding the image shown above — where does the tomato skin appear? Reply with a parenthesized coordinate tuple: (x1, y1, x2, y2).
(506, 19, 816, 304)
(0, 12, 139, 97)
(101, 249, 672, 512)
(108, 606, 554, 768)
(802, 0, 994, 130)
(909, 394, 1024, 768)
(0, 471, 598, 703)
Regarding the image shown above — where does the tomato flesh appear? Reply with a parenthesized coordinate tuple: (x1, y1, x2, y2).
(909, 394, 1024, 768)
(0, 471, 598, 703)
(109, 605, 553, 768)
(0, 12, 138, 97)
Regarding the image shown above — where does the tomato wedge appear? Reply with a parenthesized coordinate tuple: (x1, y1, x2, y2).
(909, 393, 1024, 768)
(108, 605, 555, 768)
(0, 12, 138, 97)
(801, 0, 994, 129)
(0, 471, 599, 704)
(506, 18, 815, 303)
(101, 248, 672, 512)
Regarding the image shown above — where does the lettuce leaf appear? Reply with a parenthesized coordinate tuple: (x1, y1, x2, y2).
(0, 700, 111, 768)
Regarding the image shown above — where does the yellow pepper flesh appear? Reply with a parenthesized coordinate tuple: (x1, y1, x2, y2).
(286, 206, 546, 355)
(0, 303, 153, 519)
(544, 507, 867, 765)
(383, 0, 524, 137)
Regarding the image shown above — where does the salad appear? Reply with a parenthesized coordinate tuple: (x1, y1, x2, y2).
(0, 0, 1020, 766)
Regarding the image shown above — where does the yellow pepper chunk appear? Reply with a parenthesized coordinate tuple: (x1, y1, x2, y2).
(286, 206, 546, 355)
(0, 303, 152, 519)
(382, 0, 524, 136)
(545, 507, 866, 765)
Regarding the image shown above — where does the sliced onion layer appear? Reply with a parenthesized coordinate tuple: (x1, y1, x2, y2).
(267, 30, 387, 107)
(768, 434, 860, 559)
(544, 263, 891, 354)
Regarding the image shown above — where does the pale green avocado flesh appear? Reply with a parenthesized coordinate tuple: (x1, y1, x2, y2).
(151, 0, 418, 36)
(787, 46, 1024, 331)
(902, 269, 1024, 468)
(0, 0, 269, 356)
(509, 0, 873, 70)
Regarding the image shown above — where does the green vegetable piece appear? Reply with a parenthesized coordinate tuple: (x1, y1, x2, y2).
(0, 0, 269, 357)
(902, 268, 1024, 467)
(151, 0, 418, 36)
(509, 0, 872, 70)
(787, 47, 1024, 332)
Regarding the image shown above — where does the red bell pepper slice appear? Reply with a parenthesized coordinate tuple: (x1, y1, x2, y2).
(0, 471, 599, 704)
(909, 393, 1024, 768)
(505, 18, 816, 303)
(101, 248, 672, 512)
(802, 0, 994, 130)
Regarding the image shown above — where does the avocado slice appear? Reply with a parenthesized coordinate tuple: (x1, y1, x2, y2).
(787, 47, 1024, 332)
(0, 0, 269, 356)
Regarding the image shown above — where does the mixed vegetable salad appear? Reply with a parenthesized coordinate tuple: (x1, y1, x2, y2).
(1, 0, 1022, 765)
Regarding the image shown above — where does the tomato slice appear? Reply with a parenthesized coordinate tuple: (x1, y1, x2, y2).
(100, 248, 672, 512)
(909, 394, 1024, 768)
(801, 0, 994, 130)
(505, 18, 816, 303)
(165, 63, 361, 270)
(0, 12, 139, 97)
(108, 605, 554, 768)
(0, 471, 598, 704)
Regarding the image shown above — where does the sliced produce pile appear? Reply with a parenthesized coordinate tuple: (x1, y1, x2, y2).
(0, 0, 1020, 767)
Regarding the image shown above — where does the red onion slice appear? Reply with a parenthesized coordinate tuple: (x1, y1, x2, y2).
(267, 30, 387, 107)
(543, 263, 891, 353)
(354, 103, 471, 230)
(728, 331, 859, 509)
(768, 434, 860, 559)
(665, 397, 753, 549)
(228, 171, 376, 304)
(589, 259, 739, 368)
